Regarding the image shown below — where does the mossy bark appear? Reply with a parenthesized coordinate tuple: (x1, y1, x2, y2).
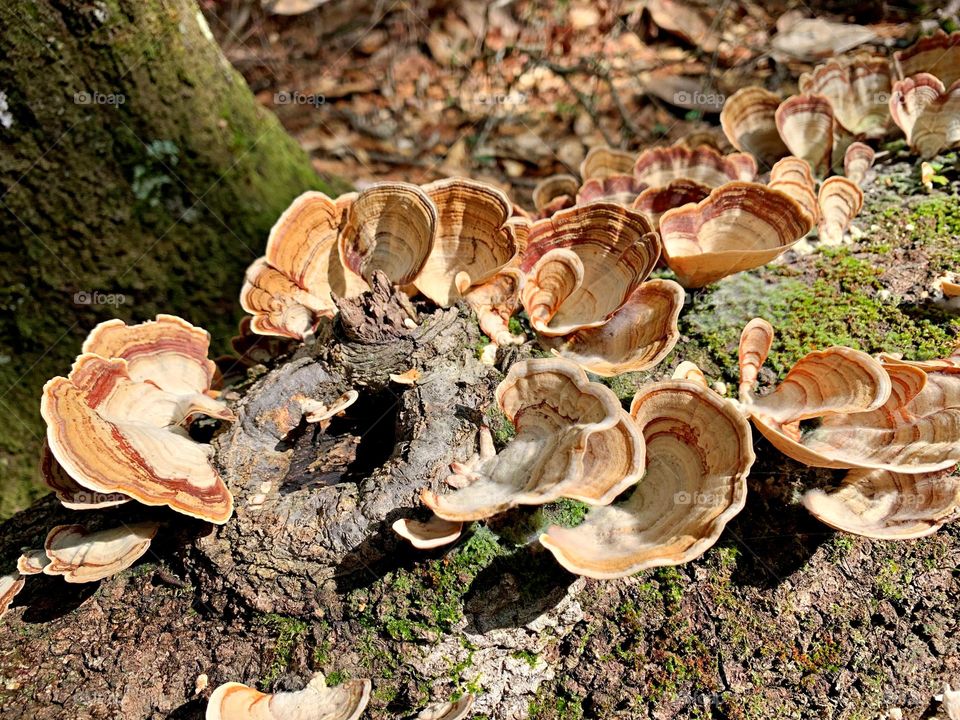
(0, 0, 343, 516)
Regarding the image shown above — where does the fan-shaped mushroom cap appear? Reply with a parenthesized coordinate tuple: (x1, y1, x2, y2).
(818, 176, 864, 245)
(205, 672, 371, 720)
(659, 182, 814, 288)
(634, 145, 757, 188)
(417, 694, 474, 720)
(944, 278, 960, 299)
(803, 468, 960, 539)
(631, 179, 711, 229)
(889, 74, 960, 159)
(579, 146, 635, 180)
(462, 267, 524, 346)
(0, 572, 24, 619)
(519, 204, 660, 336)
(798, 55, 892, 138)
(240, 192, 365, 340)
(770, 156, 815, 187)
(17, 549, 50, 575)
(43, 522, 160, 583)
(413, 178, 517, 306)
(775, 94, 835, 177)
(843, 142, 876, 186)
(83, 315, 218, 395)
(39, 440, 130, 510)
(738, 321, 960, 473)
(532, 174, 578, 215)
(576, 175, 648, 206)
(539, 378, 754, 578)
(41, 355, 234, 524)
(720, 87, 790, 167)
(738, 320, 891, 428)
(339, 182, 439, 286)
(541, 279, 684, 376)
(894, 29, 960, 87)
(672, 360, 709, 387)
(736, 317, 774, 401)
(768, 156, 819, 223)
(392, 515, 463, 549)
(421, 359, 645, 521)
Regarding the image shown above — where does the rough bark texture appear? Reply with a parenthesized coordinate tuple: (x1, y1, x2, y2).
(0, 0, 344, 515)
(0, 165, 959, 720)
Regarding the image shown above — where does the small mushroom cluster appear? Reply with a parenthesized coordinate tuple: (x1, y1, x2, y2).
(1, 315, 234, 617)
(396, 357, 754, 580)
(240, 180, 526, 349)
(738, 318, 960, 539)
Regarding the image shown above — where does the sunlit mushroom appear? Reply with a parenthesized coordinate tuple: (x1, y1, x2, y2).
(539, 279, 684, 376)
(462, 267, 525, 347)
(803, 467, 960, 539)
(41, 355, 234, 524)
(817, 176, 864, 245)
(576, 175, 648, 206)
(775, 94, 836, 177)
(798, 54, 893, 139)
(658, 182, 814, 288)
(393, 516, 464, 549)
(40, 440, 130, 510)
(0, 572, 24, 619)
(414, 178, 518, 306)
(738, 319, 960, 473)
(339, 182, 439, 286)
(417, 694, 474, 720)
(240, 191, 366, 340)
(206, 672, 371, 720)
(539, 374, 754, 578)
(889, 73, 960, 159)
(579, 146, 635, 180)
(43, 522, 160, 583)
(768, 156, 819, 224)
(17, 549, 50, 575)
(720, 86, 790, 168)
(519, 203, 660, 336)
(633, 144, 757, 188)
(843, 142, 876, 186)
(421, 358, 645, 521)
(532, 174, 578, 219)
(894, 29, 960, 87)
(631, 179, 711, 230)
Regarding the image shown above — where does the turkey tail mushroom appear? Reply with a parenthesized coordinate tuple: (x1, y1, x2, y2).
(889, 73, 960, 159)
(817, 176, 864, 245)
(421, 359, 645, 521)
(540, 377, 754, 579)
(633, 144, 757, 188)
(658, 182, 813, 288)
(775, 94, 835, 177)
(720, 86, 789, 168)
(205, 672, 371, 720)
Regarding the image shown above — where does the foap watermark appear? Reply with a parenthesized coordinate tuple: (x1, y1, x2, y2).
(475, 91, 528, 107)
(74, 91, 125, 106)
(274, 91, 326, 108)
(74, 290, 128, 307)
(675, 490, 726, 505)
(674, 90, 725, 107)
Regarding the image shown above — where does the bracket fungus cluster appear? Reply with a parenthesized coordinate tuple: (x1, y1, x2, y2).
(400, 357, 754, 579)
(12, 28, 960, 716)
(2, 316, 234, 618)
(738, 318, 960, 539)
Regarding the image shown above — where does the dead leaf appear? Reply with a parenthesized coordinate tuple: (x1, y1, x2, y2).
(771, 17, 878, 60)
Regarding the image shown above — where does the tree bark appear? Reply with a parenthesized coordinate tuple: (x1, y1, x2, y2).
(0, 0, 343, 515)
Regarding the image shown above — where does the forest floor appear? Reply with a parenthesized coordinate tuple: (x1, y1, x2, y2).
(1, 1, 959, 719)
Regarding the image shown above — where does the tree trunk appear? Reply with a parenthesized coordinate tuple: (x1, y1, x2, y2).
(0, 0, 343, 515)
